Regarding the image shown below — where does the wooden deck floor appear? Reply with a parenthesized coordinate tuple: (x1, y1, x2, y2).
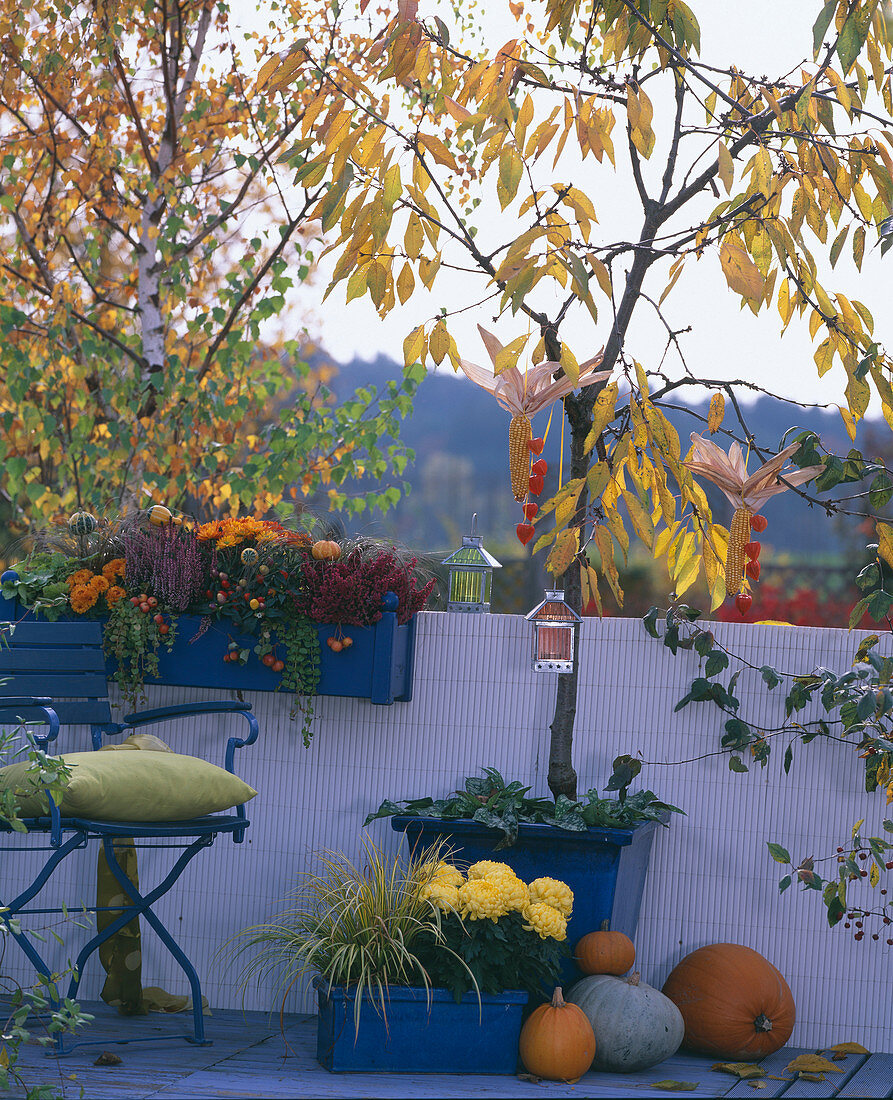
(2, 1003, 892, 1099)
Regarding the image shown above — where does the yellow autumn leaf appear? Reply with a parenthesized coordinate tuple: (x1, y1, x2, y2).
(429, 320, 450, 365)
(827, 1042, 870, 1055)
(783, 1054, 841, 1075)
(417, 133, 458, 171)
(719, 239, 764, 301)
(547, 527, 579, 576)
(876, 523, 893, 572)
(707, 393, 725, 433)
(402, 325, 426, 367)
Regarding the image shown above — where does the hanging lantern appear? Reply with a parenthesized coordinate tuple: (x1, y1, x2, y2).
(441, 514, 501, 613)
(525, 590, 582, 673)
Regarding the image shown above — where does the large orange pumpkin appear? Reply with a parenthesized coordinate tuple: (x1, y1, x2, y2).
(519, 987, 596, 1081)
(661, 943, 795, 1061)
(574, 930, 635, 976)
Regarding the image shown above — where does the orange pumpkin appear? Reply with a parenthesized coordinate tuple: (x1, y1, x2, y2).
(519, 986, 595, 1081)
(661, 943, 795, 1061)
(311, 540, 341, 561)
(574, 930, 635, 976)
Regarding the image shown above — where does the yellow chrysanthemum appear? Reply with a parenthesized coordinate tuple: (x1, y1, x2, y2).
(523, 901, 568, 941)
(102, 558, 126, 580)
(67, 569, 94, 588)
(493, 875, 529, 912)
(106, 585, 126, 607)
(528, 877, 574, 918)
(420, 881, 461, 912)
(421, 861, 464, 888)
(458, 879, 510, 922)
(69, 584, 98, 614)
(467, 860, 515, 880)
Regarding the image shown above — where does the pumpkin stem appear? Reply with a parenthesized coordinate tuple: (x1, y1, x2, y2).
(599, 919, 610, 931)
(754, 1013, 773, 1032)
(627, 971, 641, 987)
(550, 987, 566, 1008)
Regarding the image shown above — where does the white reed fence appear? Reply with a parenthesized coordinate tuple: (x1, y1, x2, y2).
(2, 612, 891, 1051)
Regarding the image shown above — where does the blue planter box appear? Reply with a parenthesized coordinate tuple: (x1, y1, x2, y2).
(391, 816, 662, 981)
(0, 576, 416, 705)
(314, 980, 527, 1073)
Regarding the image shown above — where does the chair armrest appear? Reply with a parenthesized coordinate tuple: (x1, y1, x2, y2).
(119, 701, 259, 772)
(121, 701, 253, 726)
(0, 698, 61, 748)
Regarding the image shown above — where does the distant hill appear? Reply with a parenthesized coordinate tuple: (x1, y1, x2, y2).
(311, 350, 877, 562)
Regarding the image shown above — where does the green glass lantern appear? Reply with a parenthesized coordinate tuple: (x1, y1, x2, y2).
(525, 590, 582, 673)
(441, 514, 501, 613)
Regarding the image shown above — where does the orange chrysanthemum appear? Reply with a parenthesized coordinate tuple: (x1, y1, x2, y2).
(105, 585, 126, 607)
(69, 584, 98, 614)
(67, 569, 94, 588)
(102, 558, 126, 581)
(90, 575, 110, 593)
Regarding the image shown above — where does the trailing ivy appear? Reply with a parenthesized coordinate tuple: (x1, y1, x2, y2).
(278, 615, 321, 747)
(102, 602, 178, 708)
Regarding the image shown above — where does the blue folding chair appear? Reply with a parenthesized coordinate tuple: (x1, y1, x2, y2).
(0, 619, 259, 1050)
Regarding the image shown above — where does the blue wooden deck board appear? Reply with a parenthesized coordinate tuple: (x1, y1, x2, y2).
(3, 1004, 893, 1100)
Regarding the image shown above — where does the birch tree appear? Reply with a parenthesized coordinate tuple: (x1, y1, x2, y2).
(0, 0, 419, 530)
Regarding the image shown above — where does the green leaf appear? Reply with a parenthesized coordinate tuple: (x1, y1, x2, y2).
(760, 665, 781, 689)
(767, 842, 791, 864)
(728, 755, 749, 773)
(812, 0, 836, 57)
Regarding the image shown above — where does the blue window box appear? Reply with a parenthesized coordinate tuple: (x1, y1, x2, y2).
(391, 816, 662, 981)
(0, 576, 416, 705)
(314, 979, 528, 1074)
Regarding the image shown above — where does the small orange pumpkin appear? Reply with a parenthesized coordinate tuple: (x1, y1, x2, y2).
(661, 943, 795, 1061)
(574, 929, 636, 976)
(518, 986, 595, 1081)
(311, 540, 341, 561)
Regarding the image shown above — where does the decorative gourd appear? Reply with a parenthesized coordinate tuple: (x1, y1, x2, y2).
(567, 972, 683, 1072)
(518, 987, 596, 1081)
(575, 928, 636, 976)
(661, 943, 795, 1061)
(311, 540, 341, 561)
(148, 505, 173, 526)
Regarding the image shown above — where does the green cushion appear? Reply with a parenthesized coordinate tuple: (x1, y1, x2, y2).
(0, 751, 257, 822)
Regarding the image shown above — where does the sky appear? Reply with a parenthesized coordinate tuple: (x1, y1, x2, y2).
(240, 1, 892, 415)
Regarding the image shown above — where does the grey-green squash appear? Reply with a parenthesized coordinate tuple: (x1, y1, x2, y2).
(567, 971, 684, 1072)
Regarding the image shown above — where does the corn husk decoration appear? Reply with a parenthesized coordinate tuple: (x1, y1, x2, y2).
(684, 433, 824, 603)
(458, 325, 610, 503)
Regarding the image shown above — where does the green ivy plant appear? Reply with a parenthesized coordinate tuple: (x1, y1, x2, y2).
(643, 585, 893, 933)
(365, 767, 682, 849)
(102, 601, 178, 708)
(278, 616, 321, 747)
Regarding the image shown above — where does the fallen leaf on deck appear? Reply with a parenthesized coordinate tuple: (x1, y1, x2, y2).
(784, 1054, 841, 1075)
(799, 1073, 824, 1082)
(712, 1062, 765, 1079)
(649, 1081, 698, 1091)
(93, 1052, 122, 1066)
(748, 1083, 767, 1090)
(517, 1073, 541, 1083)
(828, 1042, 870, 1055)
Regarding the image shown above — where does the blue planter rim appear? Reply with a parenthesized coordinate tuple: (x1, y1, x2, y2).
(312, 977, 528, 1005)
(389, 814, 660, 848)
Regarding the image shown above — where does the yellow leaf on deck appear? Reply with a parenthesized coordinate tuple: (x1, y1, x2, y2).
(826, 1042, 870, 1055)
(784, 1054, 841, 1075)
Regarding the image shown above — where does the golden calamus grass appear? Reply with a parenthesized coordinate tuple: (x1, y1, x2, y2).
(509, 414, 533, 501)
(221, 838, 473, 1036)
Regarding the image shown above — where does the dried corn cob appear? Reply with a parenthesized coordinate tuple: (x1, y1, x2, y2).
(509, 414, 533, 501)
(725, 505, 753, 594)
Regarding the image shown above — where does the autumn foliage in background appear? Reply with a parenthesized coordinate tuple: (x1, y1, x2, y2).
(0, 0, 420, 536)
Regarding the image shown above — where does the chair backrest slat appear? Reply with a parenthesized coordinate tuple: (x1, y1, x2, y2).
(0, 621, 112, 730)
